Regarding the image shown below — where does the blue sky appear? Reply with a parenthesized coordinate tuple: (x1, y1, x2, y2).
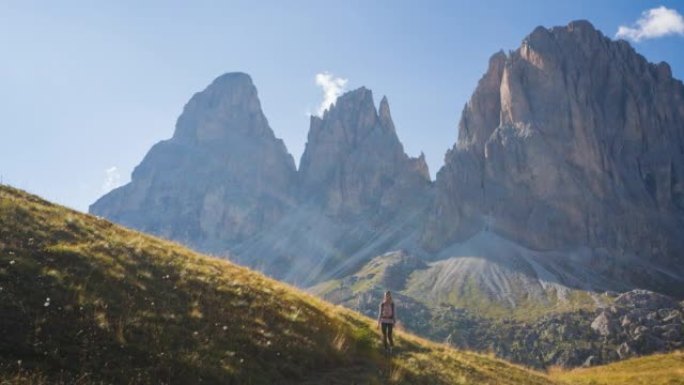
(1, 1, 683, 211)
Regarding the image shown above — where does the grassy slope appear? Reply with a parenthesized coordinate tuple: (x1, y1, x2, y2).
(550, 351, 684, 385)
(0, 185, 557, 385)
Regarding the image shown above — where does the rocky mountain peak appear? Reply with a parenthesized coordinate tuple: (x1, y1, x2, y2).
(91, 73, 297, 251)
(378, 95, 395, 133)
(311, 87, 382, 146)
(425, 21, 684, 294)
(413, 152, 431, 181)
(524, 20, 599, 47)
(173, 72, 274, 144)
(299, 87, 429, 217)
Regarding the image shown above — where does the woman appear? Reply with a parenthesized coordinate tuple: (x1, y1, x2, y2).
(377, 291, 396, 353)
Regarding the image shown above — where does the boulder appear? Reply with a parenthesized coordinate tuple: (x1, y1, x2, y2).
(591, 311, 615, 336)
(582, 355, 598, 367)
(617, 342, 634, 359)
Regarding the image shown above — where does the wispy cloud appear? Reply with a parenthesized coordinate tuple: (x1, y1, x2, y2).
(314, 72, 347, 116)
(616, 6, 684, 42)
(101, 166, 122, 193)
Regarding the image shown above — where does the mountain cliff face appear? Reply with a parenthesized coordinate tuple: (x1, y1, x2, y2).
(90, 73, 297, 251)
(299, 88, 430, 218)
(423, 20, 684, 293)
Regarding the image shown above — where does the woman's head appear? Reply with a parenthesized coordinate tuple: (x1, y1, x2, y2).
(384, 291, 392, 303)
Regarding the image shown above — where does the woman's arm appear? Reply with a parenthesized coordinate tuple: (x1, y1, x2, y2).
(377, 303, 382, 327)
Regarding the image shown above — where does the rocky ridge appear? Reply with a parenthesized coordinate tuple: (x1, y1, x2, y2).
(299, 89, 430, 218)
(92, 81, 430, 286)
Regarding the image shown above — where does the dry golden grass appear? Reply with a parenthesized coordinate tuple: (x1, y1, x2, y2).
(549, 351, 684, 385)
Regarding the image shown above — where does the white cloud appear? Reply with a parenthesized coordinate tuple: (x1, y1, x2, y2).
(616, 6, 684, 42)
(102, 166, 122, 192)
(314, 72, 348, 116)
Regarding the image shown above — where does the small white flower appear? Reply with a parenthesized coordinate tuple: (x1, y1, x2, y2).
(222, 325, 228, 331)
(9, 260, 15, 265)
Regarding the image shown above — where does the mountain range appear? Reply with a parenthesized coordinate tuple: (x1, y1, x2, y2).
(90, 20, 684, 368)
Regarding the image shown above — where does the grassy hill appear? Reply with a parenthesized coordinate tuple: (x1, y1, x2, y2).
(549, 351, 684, 385)
(0, 185, 557, 385)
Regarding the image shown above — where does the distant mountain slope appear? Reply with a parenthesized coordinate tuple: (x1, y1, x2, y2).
(314, 250, 683, 369)
(0, 185, 556, 385)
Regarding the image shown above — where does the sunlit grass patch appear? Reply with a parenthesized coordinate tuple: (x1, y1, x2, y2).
(549, 351, 684, 385)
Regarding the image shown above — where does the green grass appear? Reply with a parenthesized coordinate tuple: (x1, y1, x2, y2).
(317, 250, 609, 323)
(451, 285, 607, 321)
(550, 351, 684, 385)
(405, 271, 608, 321)
(0, 185, 558, 384)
